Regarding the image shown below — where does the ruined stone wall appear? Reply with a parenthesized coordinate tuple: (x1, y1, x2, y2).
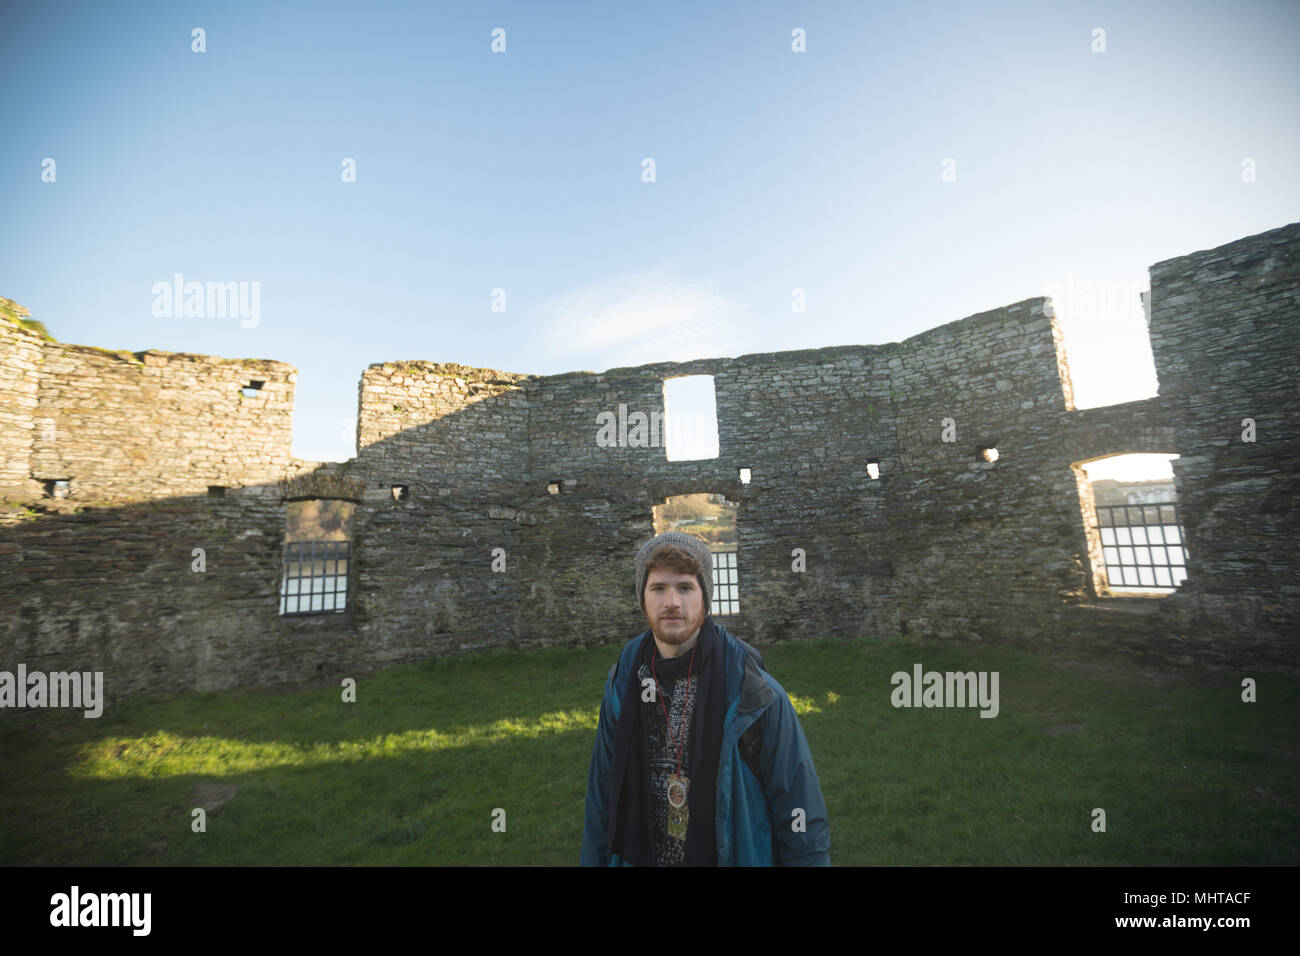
(2, 221, 1297, 708)
(0, 320, 297, 504)
(37, 347, 296, 504)
(350, 297, 1114, 659)
(884, 300, 1083, 647)
(348, 362, 534, 661)
(1143, 221, 1300, 664)
(349, 342, 903, 653)
(0, 326, 343, 701)
(357, 361, 531, 494)
(703, 346, 891, 646)
(0, 482, 371, 700)
(0, 314, 42, 496)
(333, 223, 1300, 671)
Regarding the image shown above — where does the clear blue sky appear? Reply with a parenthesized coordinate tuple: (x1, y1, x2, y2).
(3, 0, 1296, 464)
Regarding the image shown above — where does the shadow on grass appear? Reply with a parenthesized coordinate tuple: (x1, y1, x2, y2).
(2, 637, 1296, 865)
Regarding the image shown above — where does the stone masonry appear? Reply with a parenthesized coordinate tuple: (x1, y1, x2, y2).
(1, 222, 1297, 704)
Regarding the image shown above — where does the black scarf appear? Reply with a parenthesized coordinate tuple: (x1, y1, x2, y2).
(607, 615, 726, 866)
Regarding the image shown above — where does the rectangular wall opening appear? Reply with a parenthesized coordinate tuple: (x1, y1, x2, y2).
(653, 492, 739, 616)
(661, 375, 719, 461)
(280, 498, 355, 614)
(1078, 454, 1188, 596)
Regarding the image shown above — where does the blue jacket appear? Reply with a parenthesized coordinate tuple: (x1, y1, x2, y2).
(581, 620, 830, 866)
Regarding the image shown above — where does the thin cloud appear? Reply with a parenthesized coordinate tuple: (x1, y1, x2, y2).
(530, 272, 747, 370)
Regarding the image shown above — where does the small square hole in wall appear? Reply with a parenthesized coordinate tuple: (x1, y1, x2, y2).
(547, 482, 560, 495)
(866, 460, 881, 480)
(241, 380, 265, 398)
(981, 447, 999, 463)
(392, 485, 410, 501)
(208, 485, 226, 497)
(739, 468, 752, 484)
(42, 478, 71, 499)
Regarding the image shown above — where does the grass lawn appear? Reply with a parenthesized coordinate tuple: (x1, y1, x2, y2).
(1, 635, 1295, 866)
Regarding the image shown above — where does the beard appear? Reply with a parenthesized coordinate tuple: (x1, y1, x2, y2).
(649, 605, 705, 645)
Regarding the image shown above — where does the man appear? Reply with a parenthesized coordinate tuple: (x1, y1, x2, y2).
(581, 531, 830, 866)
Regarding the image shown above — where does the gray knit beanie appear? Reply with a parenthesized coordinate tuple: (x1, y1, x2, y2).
(635, 531, 713, 611)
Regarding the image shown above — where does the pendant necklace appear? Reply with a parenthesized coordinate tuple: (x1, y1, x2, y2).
(651, 643, 696, 842)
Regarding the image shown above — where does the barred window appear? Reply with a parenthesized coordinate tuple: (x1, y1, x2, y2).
(652, 492, 740, 616)
(711, 550, 740, 616)
(1098, 503, 1188, 591)
(1079, 454, 1187, 596)
(280, 499, 355, 615)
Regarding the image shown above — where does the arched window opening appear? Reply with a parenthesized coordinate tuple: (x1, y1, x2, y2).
(652, 492, 739, 616)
